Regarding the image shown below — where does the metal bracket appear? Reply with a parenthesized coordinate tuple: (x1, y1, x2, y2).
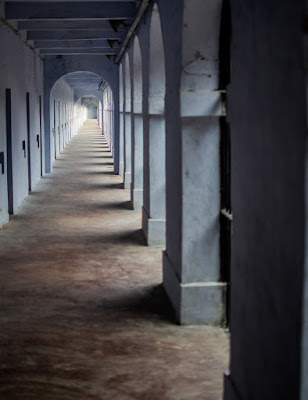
(22, 140, 26, 158)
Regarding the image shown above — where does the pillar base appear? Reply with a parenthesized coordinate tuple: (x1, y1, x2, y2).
(142, 206, 166, 246)
(223, 373, 242, 400)
(119, 161, 124, 176)
(131, 187, 143, 210)
(124, 171, 131, 189)
(163, 251, 226, 325)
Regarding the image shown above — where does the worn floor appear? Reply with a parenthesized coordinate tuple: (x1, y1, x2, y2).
(0, 120, 229, 400)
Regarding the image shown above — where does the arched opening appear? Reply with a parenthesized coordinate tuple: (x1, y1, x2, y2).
(142, 4, 166, 246)
(49, 72, 113, 164)
(80, 95, 103, 129)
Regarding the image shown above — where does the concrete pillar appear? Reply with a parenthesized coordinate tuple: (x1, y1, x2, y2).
(124, 54, 132, 188)
(131, 36, 143, 210)
(43, 89, 52, 173)
(119, 64, 125, 175)
(142, 5, 166, 245)
(111, 95, 114, 156)
(163, 0, 226, 325)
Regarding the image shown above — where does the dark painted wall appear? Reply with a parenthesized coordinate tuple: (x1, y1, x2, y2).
(226, 1, 306, 399)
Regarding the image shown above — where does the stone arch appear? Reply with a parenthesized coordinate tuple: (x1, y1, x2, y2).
(79, 95, 104, 131)
(44, 56, 119, 173)
(49, 71, 106, 164)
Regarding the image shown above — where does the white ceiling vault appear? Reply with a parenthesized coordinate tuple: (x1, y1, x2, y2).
(3, 0, 142, 59)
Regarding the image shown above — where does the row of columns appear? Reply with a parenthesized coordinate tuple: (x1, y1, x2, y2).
(103, 87, 114, 154)
(117, 2, 224, 325)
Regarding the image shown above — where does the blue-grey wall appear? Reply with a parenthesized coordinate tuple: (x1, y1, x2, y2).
(0, 18, 44, 226)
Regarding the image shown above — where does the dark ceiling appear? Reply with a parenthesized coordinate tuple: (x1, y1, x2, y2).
(4, 1, 140, 58)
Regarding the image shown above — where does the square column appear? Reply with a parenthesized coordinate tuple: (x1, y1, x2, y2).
(124, 112, 132, 189)
(142, 113, 166, 246)
(119, 111, 124, 175)
(163, 113, 226, 325)
(131, 111, 143, 210)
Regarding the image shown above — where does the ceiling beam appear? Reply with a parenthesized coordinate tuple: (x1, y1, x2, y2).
(18, 20, 125, 31)
(115, 0, 149, 63)
(5, 2, 137, 20)
(40, 48, 118, 55)
(34, 39, 118, 49)
(27, 29, 124, 41)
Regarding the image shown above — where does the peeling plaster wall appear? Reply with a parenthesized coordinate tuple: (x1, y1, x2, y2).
(0, 19, 43, 225)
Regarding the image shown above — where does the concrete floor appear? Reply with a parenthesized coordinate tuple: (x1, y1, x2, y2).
(0, 120, 229, 400)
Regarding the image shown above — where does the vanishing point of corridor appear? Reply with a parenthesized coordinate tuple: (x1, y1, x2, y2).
(0, 120, 228, 400)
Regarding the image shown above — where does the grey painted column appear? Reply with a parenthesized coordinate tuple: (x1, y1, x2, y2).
(119, 64, 125, 175)
(142, 5, 166, 246)
(124, 54, 132, 188)
(132, 114, 143, 209)
(43, 88, 52, 173)
(124, 113, 132, 188)
(131, 36, 143, 210)
(163, 0, 225, 325)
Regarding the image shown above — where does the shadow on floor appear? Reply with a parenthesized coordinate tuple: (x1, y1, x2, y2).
(91, 229, 146, 246)
(88, 201, 132, 211)
(81, 182, 124, 190)
(79, 162, 114, 166)
(80, 171, 116, 176)
(97, 284, 177, 324)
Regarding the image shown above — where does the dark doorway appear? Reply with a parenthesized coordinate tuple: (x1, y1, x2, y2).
(26, 92, 31, 191)
(6, 89, 13, 214)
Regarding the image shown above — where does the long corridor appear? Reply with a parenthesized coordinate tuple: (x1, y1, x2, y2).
(0, 120, 228, 400)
